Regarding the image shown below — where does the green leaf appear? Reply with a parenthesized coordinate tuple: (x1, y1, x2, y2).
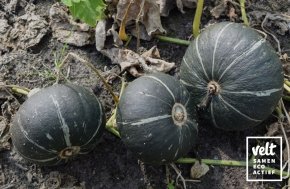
(167, 181, 175, 189)
(62, 0, 106, 27)
(61, 0, 73, 6)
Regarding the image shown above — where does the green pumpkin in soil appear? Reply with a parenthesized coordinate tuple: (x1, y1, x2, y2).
(11, 84, 105, 166)
(116, 73, 198, 164)
(180, 22, 283, 130)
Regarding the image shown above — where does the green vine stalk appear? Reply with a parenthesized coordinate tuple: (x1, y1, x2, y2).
(239, 0, 249, 26)
(156, 35, 190, 46)
(177, 158, 288, 177)
(193, 0, 204, 38)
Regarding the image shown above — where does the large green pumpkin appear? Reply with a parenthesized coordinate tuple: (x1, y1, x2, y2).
(11, 84, 105, 166)
(180, 22, 283, 130)
(116, 73, 198, 164)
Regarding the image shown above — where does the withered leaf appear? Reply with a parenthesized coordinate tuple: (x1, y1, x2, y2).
(101, 46, 175, 77)
(190, 161, 210, 179)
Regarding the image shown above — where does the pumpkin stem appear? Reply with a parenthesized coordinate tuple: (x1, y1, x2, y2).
(59, 146, 80, 159)
(172, 103, 187, 127)
(197, 93, 212, 111)
(197, 81, 220, 111)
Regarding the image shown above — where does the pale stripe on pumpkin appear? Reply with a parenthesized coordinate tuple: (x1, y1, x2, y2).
(144, 75, 176, 101)
(182, 57, 207, 85)
(17, 117, 58, 154)
(212, 22, 233, 79)
(180, 79, 206, 90)
(222, 88, 282, 97)
(46, 133, 53, 140)
(130, 115, 171, 126)
(120, 114, 171, 126)
(138, 91, 172, 108)
(196, 35, 210, 80)
(218, 95, 261, 122)
(218, 38, 266, 81)
(15, 147, 58, 163)
(50, 95, 72, 147)
(81, 101, 104, 147)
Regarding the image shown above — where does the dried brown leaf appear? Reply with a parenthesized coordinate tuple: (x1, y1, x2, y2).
(95, 19, 107, 51)
(116, 0, 166, 37)
(227, 7, 237, 21)
(190, 161, 210, 179)
(266, 122, 280, 136)
(49, 3, 95, 47)
(210, 0, 227, 19)
(0, 117, 10, 151)
(101, 46, 175, 77)
(0, 2, 48, 52)
(157, 0, 196, 17)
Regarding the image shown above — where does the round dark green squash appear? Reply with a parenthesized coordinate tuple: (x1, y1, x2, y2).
(180, 22, 283, 130)
(116, 73, 198, 164)
(11, 84, 105, 166)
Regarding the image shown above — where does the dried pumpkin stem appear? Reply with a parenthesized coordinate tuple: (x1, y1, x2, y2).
(192, 0, 204, 38)
(197, 81, 219, 110)
(176, 158, 288, 177)
(63, 52, 119, 105)
(239, 0, 249, 26)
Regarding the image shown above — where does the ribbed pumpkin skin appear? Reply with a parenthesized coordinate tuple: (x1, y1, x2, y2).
(117, 73, 198, 164)
(11, 84, 105, 166)
(180, 22, 283, 130)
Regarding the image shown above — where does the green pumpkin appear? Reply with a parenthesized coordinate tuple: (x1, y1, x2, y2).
(11, 84, 105, 166)
(180, 22, 283, 130)
(117, 73, 198, 164)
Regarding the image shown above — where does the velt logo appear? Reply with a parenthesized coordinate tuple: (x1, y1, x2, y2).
(252, 142, 276, 156)
(246, 136, 282, 182)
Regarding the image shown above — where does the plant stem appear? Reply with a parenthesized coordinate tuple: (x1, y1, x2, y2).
(240, 0, 249, 26)
(193, 0, 204, 38)
(285, 80, 290, 87)
(283, 96, 290, 101)
(105, 79, 128, 138)
(284, 83, 290, 93)
(275, 106, 284, 119)
(106, 126, 121, 138)
(177, 158, 246, 166)
(67, 52, 119, 104)
(156, 35, 190, 46)
(0, 85, 30, 96)
(176, 158, 288, 177)
(11, 88, 29, 96)
(105, 109, 121, 138)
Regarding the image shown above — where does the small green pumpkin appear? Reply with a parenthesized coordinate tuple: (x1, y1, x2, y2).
(180, 22, 283, 130)
(11, 84, 105, 166)
(116, 73, 198, 164)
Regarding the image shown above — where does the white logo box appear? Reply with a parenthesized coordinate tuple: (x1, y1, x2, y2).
(246, 136, 283, 182)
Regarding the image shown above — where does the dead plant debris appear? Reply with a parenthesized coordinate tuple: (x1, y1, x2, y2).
(100, 46, 175, 77)
(49, 3, 95, 47)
